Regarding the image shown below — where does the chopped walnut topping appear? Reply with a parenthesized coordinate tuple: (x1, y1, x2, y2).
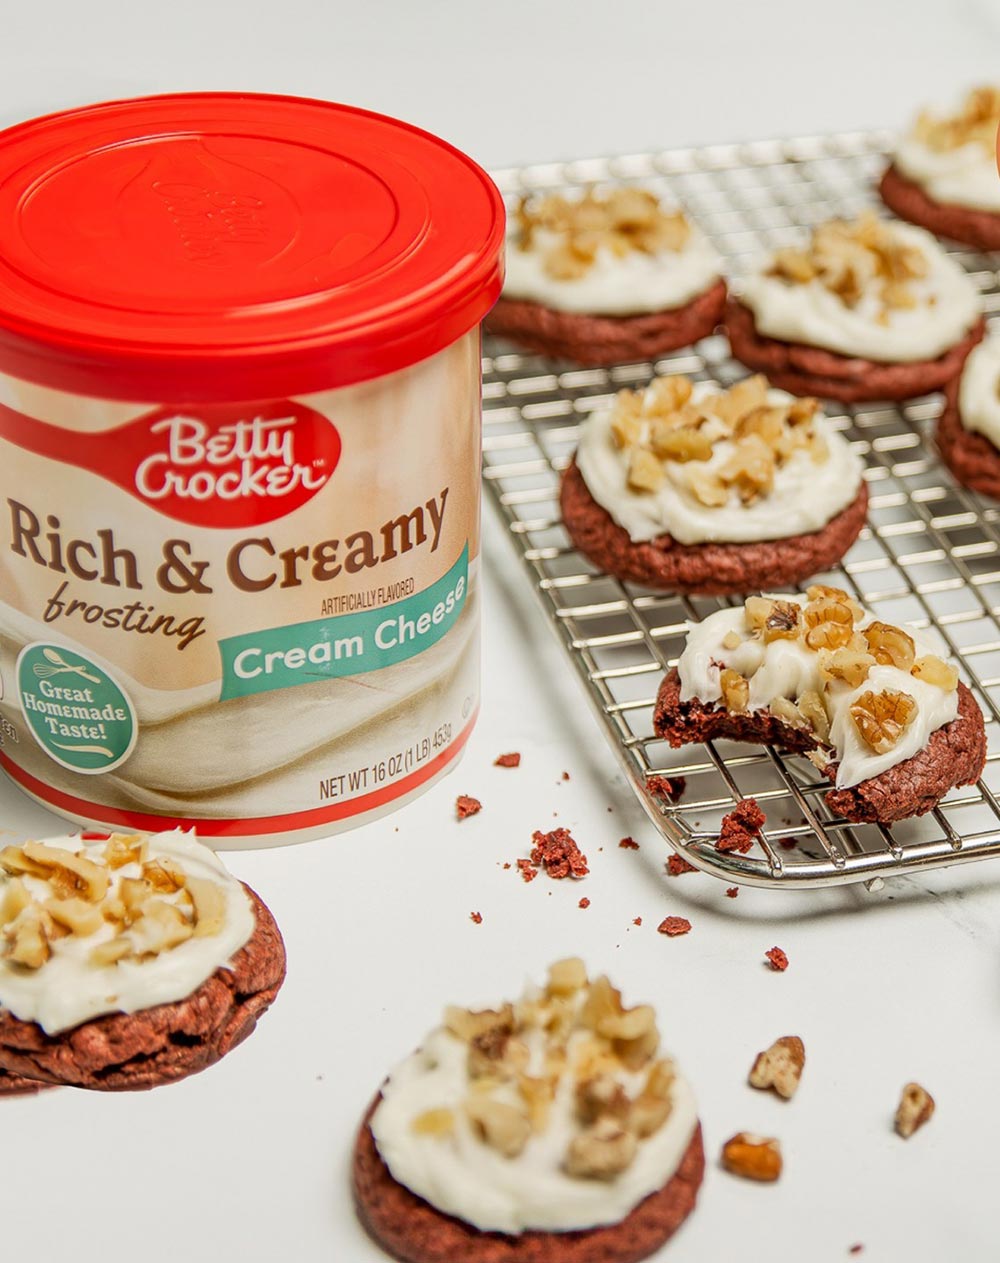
(819, 645, 877, 690)
(749, 1036, 805, 1100)
(721, 1132, 783, 1182)
(913, 86, 1000, 155)
(565, 1117, 639, 1180)
(911, 654, 959, 691)
(606, 372, 827, 504)
(444, 1004, 515, 1043)
(798, 690, 832, 743)
(0, 835, 229, 972)
(548, 957, 588, 996)
(412, 1108, 455, 1137)
(767, 212, 929, 319)
(465, 1096, 532, 1158)
(851, 688, 918, 754)
(720, 667, 750, 713)
(576, 1074, 631, 1125)
(894, 1082, 935, 1138)
(864, 621, 916, 672)
(516, 188, 691, 280)
(761, 600, 802, 643)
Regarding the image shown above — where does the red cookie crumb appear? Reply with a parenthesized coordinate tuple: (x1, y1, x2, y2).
(658, 916, 692, 937)
(633, 916, 642, 927)
(718, 798, 766, 854)
(619, 836, 640, 850)
(666, 854, 698, 877)
(725, 887, 739, 898)
(778, 836, 797, 850)
(529, 827, 589, 879)
(579, 897, 591, 909)
(849, 1247, 864, 1257)
(516, 859, 537, 883)
(502, 862, 511, 870)
(455, 795, 482, 821)
(494, 752, 521, 768)
(469, 911, 482, 925)
(765, 946, 789, 972)
(647, 774, 687, 803)
(562, 771, 571, 781)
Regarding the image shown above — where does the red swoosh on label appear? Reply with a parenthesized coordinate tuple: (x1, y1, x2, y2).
(0, 397, 341, 529)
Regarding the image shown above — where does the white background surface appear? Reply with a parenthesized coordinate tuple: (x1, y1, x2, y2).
(3, 2, 1000, 1260)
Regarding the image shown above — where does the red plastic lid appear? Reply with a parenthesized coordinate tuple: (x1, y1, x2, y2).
(0, 92, 505, 401)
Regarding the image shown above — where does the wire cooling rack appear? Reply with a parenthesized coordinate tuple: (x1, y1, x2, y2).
(482, 130, 1000, 889)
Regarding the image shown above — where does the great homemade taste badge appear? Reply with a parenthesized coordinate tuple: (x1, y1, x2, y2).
(16, 642, 137, 773)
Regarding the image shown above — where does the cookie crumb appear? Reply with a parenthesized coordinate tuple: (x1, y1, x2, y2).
(666, 854, 697, 877)
(494, 752, 521, 768)
(456, 795, 482, 820)
(502, 862, 511, 870)
(849, 1247, 864, 1256)
(778, 836, 797, 850)
(725, 886, 739, 898)
(647, 774, 686, 802)
(718, 797, 766, 853)
(579, 897, 590, 909)
(561, 771, 571, 781)
(632, 916, 642, 926)
(469, 911, 482, 925)
(657, 916, 692, 937)
(516, 859, 538, 883)
(529, 827, 589, 879)
(618, 836, 640, 850)
(765, 946, 789, 972)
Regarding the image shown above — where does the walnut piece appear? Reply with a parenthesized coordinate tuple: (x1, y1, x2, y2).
(720, 668, 750, 713)
(911, 654, 959, 691)
(913, 86, 1000, 155)
(627, 447, 665, 493)
(444, 1004, 515, 1042)
(565, 1117, 638, 1180)
(411, 1108, 455, 1137)
(748, 1036, 805, 1100)
(629, 1059, 675, 1138)
(576, 1074, 631, 1125)
(895, 1082, 935, 1139)
(864, 621, 916, 671)
(465, 1097, 532, 1158)
(548, 957, 588, 996)
(850, 688, 918, 754)
(720, 1132, 783, 1182)
(819, 645, 876, 689)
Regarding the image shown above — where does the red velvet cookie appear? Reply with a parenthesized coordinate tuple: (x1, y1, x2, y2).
(654, 668, 985, 825)
(936, 373, 1000, 498)
(0, 1066, 54, 1096)
(0, 885, 285, 1091)
(726, 298, 986, 403)
(486, 279, 726, 367)
(879, 164, 1000, 252)
(561, 458, 868, 595)
(353, 1099, 704, 1263)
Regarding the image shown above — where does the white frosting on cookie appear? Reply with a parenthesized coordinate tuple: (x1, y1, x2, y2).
(0, 829, 255, 1034)
(895, 135, 1000, 213)
(576, 382, 863, 545)
(504, 224, 723, 315)
(739, 223, 980, 362)
(677, 599, 959, 789)
(371, 979, 698, 1235)
(958, 334, 1000, 447)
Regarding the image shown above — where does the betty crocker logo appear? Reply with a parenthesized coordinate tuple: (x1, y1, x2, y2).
(0, 399, 342, 528)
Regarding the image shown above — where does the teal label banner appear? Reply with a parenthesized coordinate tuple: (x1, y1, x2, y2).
(218, 544, 468, 700)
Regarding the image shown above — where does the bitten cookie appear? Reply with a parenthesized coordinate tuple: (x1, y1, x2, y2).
(880, 86, 1000, 251)
(486, 187, 726, 365)
(560, 371, 867, 594)
(726, 212, 984, 402)
(0, 829, 285, 1091)
(353, 959, 704, 1263)
(937, 334, 1000, 498)
(653, 589, 985, 825)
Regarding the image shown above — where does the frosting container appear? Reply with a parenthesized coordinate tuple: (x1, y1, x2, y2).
(0, 93, 505, 846)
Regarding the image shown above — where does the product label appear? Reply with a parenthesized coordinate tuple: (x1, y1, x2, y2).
(0, 334, 481, 841)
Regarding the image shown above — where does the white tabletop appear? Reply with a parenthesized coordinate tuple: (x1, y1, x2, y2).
(4, 2, 1000, 1260)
